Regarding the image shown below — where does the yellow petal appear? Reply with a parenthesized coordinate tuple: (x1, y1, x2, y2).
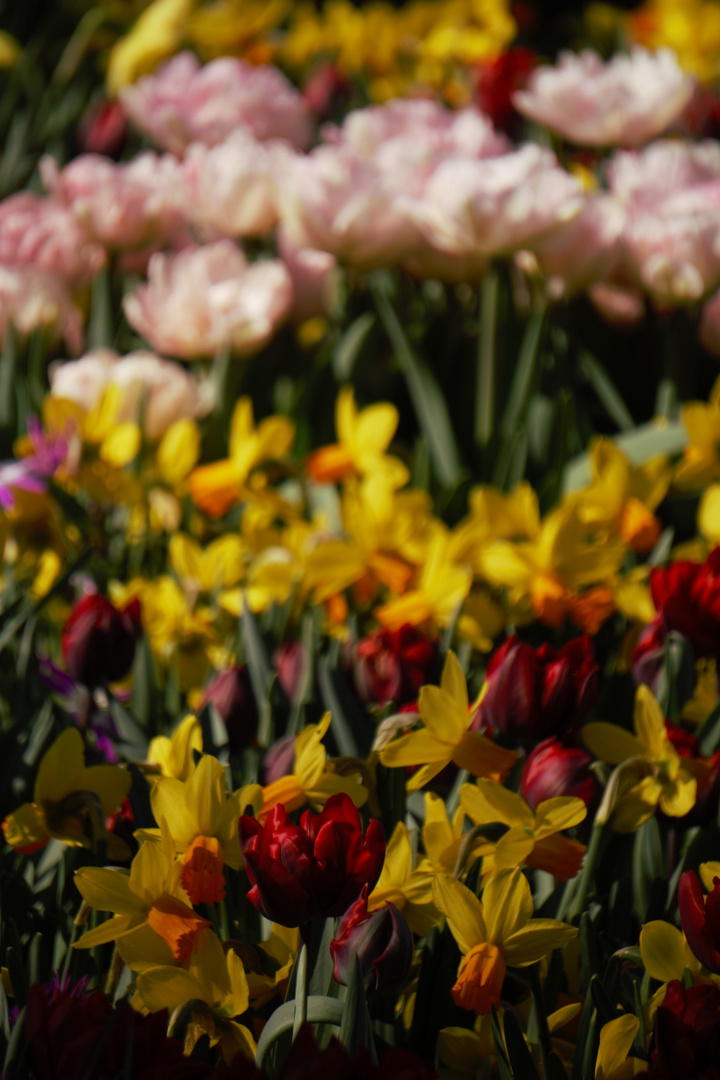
(35, 728, 85, 804)
(433, 875, 487, 954)
(460, 779, 532, 829)
(483, 869, 533, 945)
(534, 797, 587, 838)
(440, 651, 469, 713)
(2, 803, 49, 851)
(157, 419, 200, 485)
(582, 722, 646, 766)
(100, 422, 141, 468)
(74, 913, 140, 949)
(83, 765, 132, 817)
(74, 867, 145, 916)
(502, 919, 577, 966)
(658, 771, 697, 818)
(116, 924, 176, 972)
(596, 1015, 640, 1080)
(380, 729, 452, 768)
(491, 828, 536, 874)
(634, 686, 668, 758)
(137, 966, 204, 1013)
(639, 921, 698, 983)
(417, 684, 466, 744)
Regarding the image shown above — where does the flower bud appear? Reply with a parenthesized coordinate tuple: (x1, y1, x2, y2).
(76, 101, 128, 159)
(330, 886, 412, 995)
(62, 594, 141, 687)
(631, 621, 696, 706)
(273, 641, 306, 704)
(201, 665, 258, 752)
(350, 625, 438, 708)
(260, 734, 297, 786)
(519, 737, 598, 810)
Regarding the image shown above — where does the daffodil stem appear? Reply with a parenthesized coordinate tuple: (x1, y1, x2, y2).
(476, 268, 499, 451)
(292, 943, 308, 1040)
(567, 823, 605, 923)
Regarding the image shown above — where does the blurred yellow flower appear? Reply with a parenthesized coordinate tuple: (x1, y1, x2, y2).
(107, 0, 196, 95)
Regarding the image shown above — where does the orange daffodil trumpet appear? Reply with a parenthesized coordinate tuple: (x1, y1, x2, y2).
(2, 728, 130, 856)
(379, 650, 517, 791)
(433, 869, 577, 1014)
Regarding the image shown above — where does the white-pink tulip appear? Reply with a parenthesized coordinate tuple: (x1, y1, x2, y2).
(120, 52, 312, 155)
(123, 241, 292, 359)
(0, 266, 83, 351)
(278, 229, 338, 322)
(514, 47, 694, 148)
(183, 132, 279, 238)
(0, 193, 104, 286)
(530, 194, 626, 298)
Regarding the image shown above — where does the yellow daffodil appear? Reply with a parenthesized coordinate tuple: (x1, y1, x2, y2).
(135, 755, 262, 905)
(583, 685, 697, 832)
(460, 779, 587, 882)
(450, 482, 541, 575)
(417, 791, 468, 876)
(675, 375, 720, 489)
(169, 533, 245, 597)
(639, 920, 701, 984)
(627, 0, 720, 83)
(375, 525, 473, 633)
(480, 500, 625, 632)
(244, 923, 298, 1008)
(595, 1015, 647, 1079)
(368, 821, 438, 935)
(260, 712, 368, 819)
(574, 439, 670, 555)
(189, 0, 287, 61)
(682, 659, 719, 724)
(74, 821, 210, 961)
(379, 651, 517, 791)
(107, 0, 195, 95)
(439, 1004, 581, 1075)
(307, 386, 409, 490)
(136, 927, 256, 1064)
(433, 869, 577, 1014)
(146, 715, 203, 781)
(2, 728, 130, 856)
(189, 397, 294, 518)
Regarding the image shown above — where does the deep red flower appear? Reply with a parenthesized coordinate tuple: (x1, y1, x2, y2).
(77, 101, 128, 159)
(330, 885, 412, 995)
(239, 793, 386, 927)
(62, 594, 142, 686)
(519, 737, 598, 810)
(350, 625, 438, 707)
(650, 550, 720, 659)
(649, 979, 720, 1079)
(278, 1024, 437, 1080)
(479, 634, 598, 746)
(303, 64, 352, 123)
(679, 870, 720, 974)
(473, 47, 537, 137)
(201, 665, 258, 752)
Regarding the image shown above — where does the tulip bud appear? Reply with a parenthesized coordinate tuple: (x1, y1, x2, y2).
(330, 886, 412, 995)
(273, 641, 306, 704)
(520, 737, 598, 810)
(631, 621, 696, 709)
(481, 634, 598, 746)
(77, 101, 128, 159)
(474, 47, 537, 138)
(350, 625, 439, 708)
(678, 870, 720, 974)
(260, 734, 296, 786)
(62, 594, 142, 687)
(201, 665, 258, 752)
(303, 63, 352, 123)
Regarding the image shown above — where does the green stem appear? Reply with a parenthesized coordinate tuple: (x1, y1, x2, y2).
(292, 943, 308, 1040)
(475, 269, 499, 449)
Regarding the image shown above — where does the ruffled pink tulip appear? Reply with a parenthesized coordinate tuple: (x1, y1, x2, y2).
(183, 132, 279, 238)
(50, 348, 213, 439)
(514, 47, 694, 148)
(123, 241, 292, 359)
(530, 193, 626, 298)
(278, 228, 337, 322)
(41, 153, 186, 252)
(120, 52, 312, 155)
(0, 265, 83, 351)
(0, 193, 104, 286)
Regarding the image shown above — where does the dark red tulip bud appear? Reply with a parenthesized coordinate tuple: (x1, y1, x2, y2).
(474, 47, 537, 137)
(260, 733, 297, 786)
(201, 665, 258, 752)
(350, 625, 438, 708)
(303, 63, 352, 123)
(77, 101, 128, 159)
(649, 979, 720, 1080)
(273, 641, 306, 704)
(678, 870, 720, 974)
(519, 737, 598, 810)
(62, 594, 142, 686)
(480, 634, 598, 746)
(650, 549, 720, 659)
(239, 793, 385, 927)
(330, 885, 412, 995)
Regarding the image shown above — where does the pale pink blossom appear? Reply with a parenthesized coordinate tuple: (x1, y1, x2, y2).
(514, 47, 694, 147)
(0, 193, 105, 286)
(530, 193, 626, 298)
(588, 282, 646, 327)
(402, 144, 584, 260)
(123, 241, 292, 359)
(608, 141, 720, 303)
(50, 348, 213, 439)
(41, 152, 187, 251)
(278, 229, 338, 322)
(183, 132, 279, 238)
(120, 52, 312, 156)
(0, 266, 83, 351)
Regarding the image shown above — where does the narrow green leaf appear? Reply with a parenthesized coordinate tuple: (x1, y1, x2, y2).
(255, 997, 345, 1069)
(88, 265, 114, 350)
(500, 305, 546, 437)
(318, 654, 371, 757)
(475, 269, 498, 448)
(579, 351, 633, 431)
(339, 954, 376, 1062)
(504, 1009, 541, 1080)
(333, 312, 375, 381)
(491, 1005, 513, 1080)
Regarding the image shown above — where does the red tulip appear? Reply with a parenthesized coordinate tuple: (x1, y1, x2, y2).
(77, 101, 128, 159)
(330, 885, 412, 994)
(239, 793, 385, 927)
(650, 549, 720, 659)
(519, 737, 598, 810)
(278, 1024, 437, 1080)
(649, 979, 720, 1079)
(201, 665, 258, 751)
(61, 594, 142, 686)
(350, 625, 438, 707)
(474, 47, 537, 137)
(480, 634, 598, 745)
(678, 870, 720, 974)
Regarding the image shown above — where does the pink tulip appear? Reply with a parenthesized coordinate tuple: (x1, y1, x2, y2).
(119, 52, 312, 156)
(530, 193, 626, 298)
(123, 241, 292, 359)
(0, 265, 83, 351)
(183, 132, 279, 238)
(278, 228, 337, 322)
(0, 193, 104, 286)
(514, 47, 694, 148)
(41, 153, 187, 251)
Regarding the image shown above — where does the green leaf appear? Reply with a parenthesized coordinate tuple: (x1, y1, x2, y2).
(503, 1009, 540, 1080)
(578, 351, 634, 431)
(500, 305, 547, 437)
(371, 273, 462, 488)
(332, 312, 375, 381)
(255, 996, 345, 1070)
(318, 654, 372, 757)
(339, 954, 377, 1062)
(491, 1005, 513, 1080)
(475, 269, 499, 448)
(87, 265, 114, 350)
(633, 817, 665, 922)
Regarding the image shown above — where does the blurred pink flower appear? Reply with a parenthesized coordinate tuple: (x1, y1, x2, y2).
(183, 132, 279, 238)
(0, 265, 83, 351)
(530, 193, 626, 298)
(50, 348, 213, 439)
(402, 144, 584, 260)
(278, 228, 338, 322)
(514, 47, 694, 148)
(609, 140, 720, 303)
(588, 282, 645, 327)
(41, 153, 187, 251)
(123, 240, 292, 359)
(0, 193, 105, 286)
(119, 52, 312, 155)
